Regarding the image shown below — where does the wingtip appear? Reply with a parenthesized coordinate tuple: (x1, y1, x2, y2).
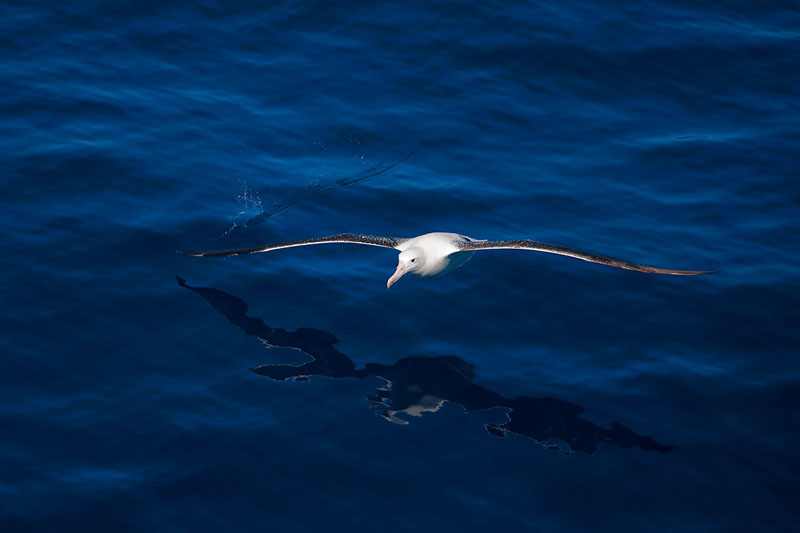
(677, 269, 718, 276)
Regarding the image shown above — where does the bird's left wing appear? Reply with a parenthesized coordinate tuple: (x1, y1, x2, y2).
(458, 239, 715, 275)
(184, 233, 403, 257)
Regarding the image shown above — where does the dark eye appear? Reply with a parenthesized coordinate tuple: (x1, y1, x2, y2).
(410, 258, 416, 262)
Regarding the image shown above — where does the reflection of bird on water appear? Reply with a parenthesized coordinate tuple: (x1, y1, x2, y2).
(185, 232, 715, 289)
(178, 276, 675, 455)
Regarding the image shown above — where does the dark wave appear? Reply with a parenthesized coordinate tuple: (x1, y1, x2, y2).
(233, 149, 413, 229)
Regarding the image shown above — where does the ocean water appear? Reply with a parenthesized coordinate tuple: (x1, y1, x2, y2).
(2, 1, 799, 531)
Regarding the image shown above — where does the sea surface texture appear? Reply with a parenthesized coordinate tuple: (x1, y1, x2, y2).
(2, 1, 799, 531)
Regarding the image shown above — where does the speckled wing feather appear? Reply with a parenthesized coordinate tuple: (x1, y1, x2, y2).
(185, 233, 403, 257)
(458, 239, 715, 275)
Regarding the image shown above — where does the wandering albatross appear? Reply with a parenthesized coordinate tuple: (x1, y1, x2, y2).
(185, 232, 715, 288)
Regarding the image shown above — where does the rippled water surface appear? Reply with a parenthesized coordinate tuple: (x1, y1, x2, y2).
(2, 1, 799, 531)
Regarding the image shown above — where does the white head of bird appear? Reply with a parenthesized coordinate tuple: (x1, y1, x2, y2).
(387, 247, 426, 288)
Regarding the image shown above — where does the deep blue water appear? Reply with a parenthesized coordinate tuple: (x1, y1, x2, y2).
(2, 1, 799, 531)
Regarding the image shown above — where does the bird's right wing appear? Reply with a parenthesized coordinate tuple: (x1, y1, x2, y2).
(184, 233, 403, 257)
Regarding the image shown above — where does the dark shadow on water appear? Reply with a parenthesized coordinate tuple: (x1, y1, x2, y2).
(177, 277, 674, 455)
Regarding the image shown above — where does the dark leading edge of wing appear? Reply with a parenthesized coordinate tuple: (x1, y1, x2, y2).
(183, 233, 402, 258)
(458, 239, 716, 275)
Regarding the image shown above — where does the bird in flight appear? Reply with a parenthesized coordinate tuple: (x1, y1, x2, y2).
(184, 232, 715, 288)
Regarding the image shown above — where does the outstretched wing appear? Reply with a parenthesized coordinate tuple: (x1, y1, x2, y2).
(185, 233, 403, 258)
(458, 239, 715, 275)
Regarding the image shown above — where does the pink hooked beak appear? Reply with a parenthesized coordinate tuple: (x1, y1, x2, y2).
(386, 263, 406, 289)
